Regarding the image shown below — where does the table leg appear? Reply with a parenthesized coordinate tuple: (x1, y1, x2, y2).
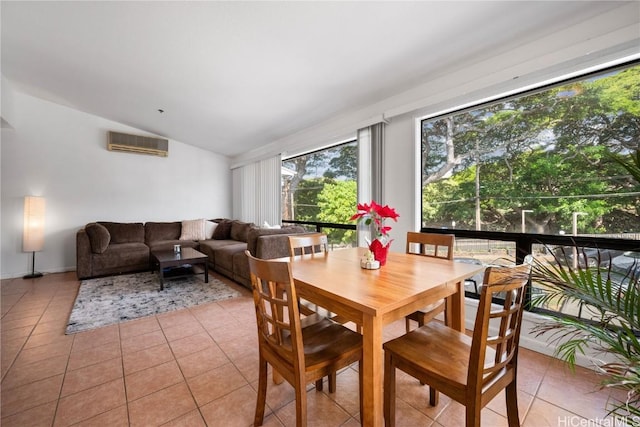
(159, 267, 165, 291)
(361, 314, 383, 427)
(204, 262, 209, 283)
(450, 280, 465, 332)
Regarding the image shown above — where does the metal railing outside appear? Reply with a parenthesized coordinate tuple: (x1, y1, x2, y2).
(283, 219, 640, 318)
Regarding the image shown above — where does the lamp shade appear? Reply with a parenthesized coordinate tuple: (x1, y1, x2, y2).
(23, 196, 45, 252)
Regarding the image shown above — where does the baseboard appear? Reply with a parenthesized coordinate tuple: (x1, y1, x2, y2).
(1, 266, 76, 280)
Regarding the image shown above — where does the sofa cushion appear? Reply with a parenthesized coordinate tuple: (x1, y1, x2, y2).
(145, 222, 181, 244)
(180, 219, 206, 240)
(212, 242, 248, 272)
(212, 219, 233, 240)
(91, 242, 149, 272)
(205, 221, 218, 239)
(98, 222, 145, 244)
(232, 250, 250, 283)
(198, 239, 238, 263)
(85, 223, 110, 254)
(230, 221, 254, 242)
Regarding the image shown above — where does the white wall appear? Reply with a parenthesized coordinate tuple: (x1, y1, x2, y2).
(231, 2, 640, 170)
(382, 114, 416, 252)
(1, 82, 231, 278)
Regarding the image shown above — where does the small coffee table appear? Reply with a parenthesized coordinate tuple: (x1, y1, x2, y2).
(151, 247, 209, 290)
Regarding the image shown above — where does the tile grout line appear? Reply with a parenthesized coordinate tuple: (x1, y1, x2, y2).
(182, 307, 214, 425)
(158, 309, 208, 425)
(117, 321, 132, 427)
(0, 285, 40, 384)
(1, 277, 71, 424)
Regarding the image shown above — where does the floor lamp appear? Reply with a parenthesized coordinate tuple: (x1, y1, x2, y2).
(23, 196, 45, 279)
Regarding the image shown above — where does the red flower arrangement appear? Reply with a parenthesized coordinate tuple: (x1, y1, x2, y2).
(350, 201, 400, 265)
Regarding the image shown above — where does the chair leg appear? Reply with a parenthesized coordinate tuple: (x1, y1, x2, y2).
(273, 369, 284, 385)
(405, 317, 412, 333)
(383, 351, 396, 427)
(505, 380, 520, 427)
(295, 377, 308, 427)
(254, 357, 268, 426)
(417, 316, 427, 386)
(315, 379, 323, 391)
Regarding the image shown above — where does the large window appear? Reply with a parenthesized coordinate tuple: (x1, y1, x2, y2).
(282, 141, 358, 248)
(421, 63, 639, 237)
(421, 62, 640, 317)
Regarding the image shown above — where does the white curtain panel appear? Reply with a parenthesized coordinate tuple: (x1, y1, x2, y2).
(232, 154, 281, 225)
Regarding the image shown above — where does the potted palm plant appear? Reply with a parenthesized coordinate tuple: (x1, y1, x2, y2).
(530, 252, 639, 422)
(530, 149, 640, 424)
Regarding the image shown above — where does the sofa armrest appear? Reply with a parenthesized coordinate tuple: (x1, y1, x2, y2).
(76, 229, 92, 279)
(254, 234, 298, 260)
(246, 226, 306, 256)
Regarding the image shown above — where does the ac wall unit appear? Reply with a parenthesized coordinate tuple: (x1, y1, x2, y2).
(107, 131, 168, 157)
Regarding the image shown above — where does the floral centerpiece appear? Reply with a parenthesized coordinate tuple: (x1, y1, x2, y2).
(350, 200, 400, 266)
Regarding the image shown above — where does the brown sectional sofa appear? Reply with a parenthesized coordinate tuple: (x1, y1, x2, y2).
(76, 219, 306, 289)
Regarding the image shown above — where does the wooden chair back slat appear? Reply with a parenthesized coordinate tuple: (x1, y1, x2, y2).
(404, 232, 455, 334)
(247, 252, 305, 373)
(405, 232, 454, 260)
(288, 233, 329, 258)
(469, 263, 531, 393)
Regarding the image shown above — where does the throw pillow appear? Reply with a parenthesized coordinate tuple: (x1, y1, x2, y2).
(205, 220, 217, 239)
(230, 221, 254, 242)
(85, 222, 110, 254)
(180, 219, 206, 241)
(212, 219, 233, 240)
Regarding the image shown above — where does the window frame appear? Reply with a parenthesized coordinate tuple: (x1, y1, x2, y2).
(419, 59, 639, 237)
(419, 59, 640, 314)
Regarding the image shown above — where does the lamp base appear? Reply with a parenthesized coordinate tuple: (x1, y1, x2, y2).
(24, 251, 43, 279)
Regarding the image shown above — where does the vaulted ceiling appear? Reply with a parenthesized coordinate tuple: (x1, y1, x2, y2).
(1, 1, 634, 157)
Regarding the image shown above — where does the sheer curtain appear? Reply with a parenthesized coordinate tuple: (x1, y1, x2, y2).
(231, 154, 282, 225)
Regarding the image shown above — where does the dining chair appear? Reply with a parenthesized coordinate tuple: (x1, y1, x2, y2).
(287, 233, 332, 390)
(383, 261, 532, 427)
(288, 233, 330, 258)
(404, 232, 455, 333)
(287, 234, 329, 315)
(246, 251, 363, 427)
(288, 233, 360, 330)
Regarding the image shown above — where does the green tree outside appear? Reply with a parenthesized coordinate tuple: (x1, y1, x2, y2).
(317, 180, 357, 245)
(421, 64, 640, 234)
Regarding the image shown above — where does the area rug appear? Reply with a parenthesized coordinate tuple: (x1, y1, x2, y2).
(66, 271, 240, 334)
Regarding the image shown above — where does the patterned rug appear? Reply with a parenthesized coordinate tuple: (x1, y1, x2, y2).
(66, 271, 240, 334)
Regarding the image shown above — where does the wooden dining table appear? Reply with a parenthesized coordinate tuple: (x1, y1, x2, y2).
(288, 247, 486, 427)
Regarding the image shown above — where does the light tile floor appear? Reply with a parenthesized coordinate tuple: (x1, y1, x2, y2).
(0, 272, 624, 426)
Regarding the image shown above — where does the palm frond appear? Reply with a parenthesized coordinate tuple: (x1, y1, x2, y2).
(530, 249, 640, 331)
(609, 149, 640, 184)
(529, 245, 640, 421)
